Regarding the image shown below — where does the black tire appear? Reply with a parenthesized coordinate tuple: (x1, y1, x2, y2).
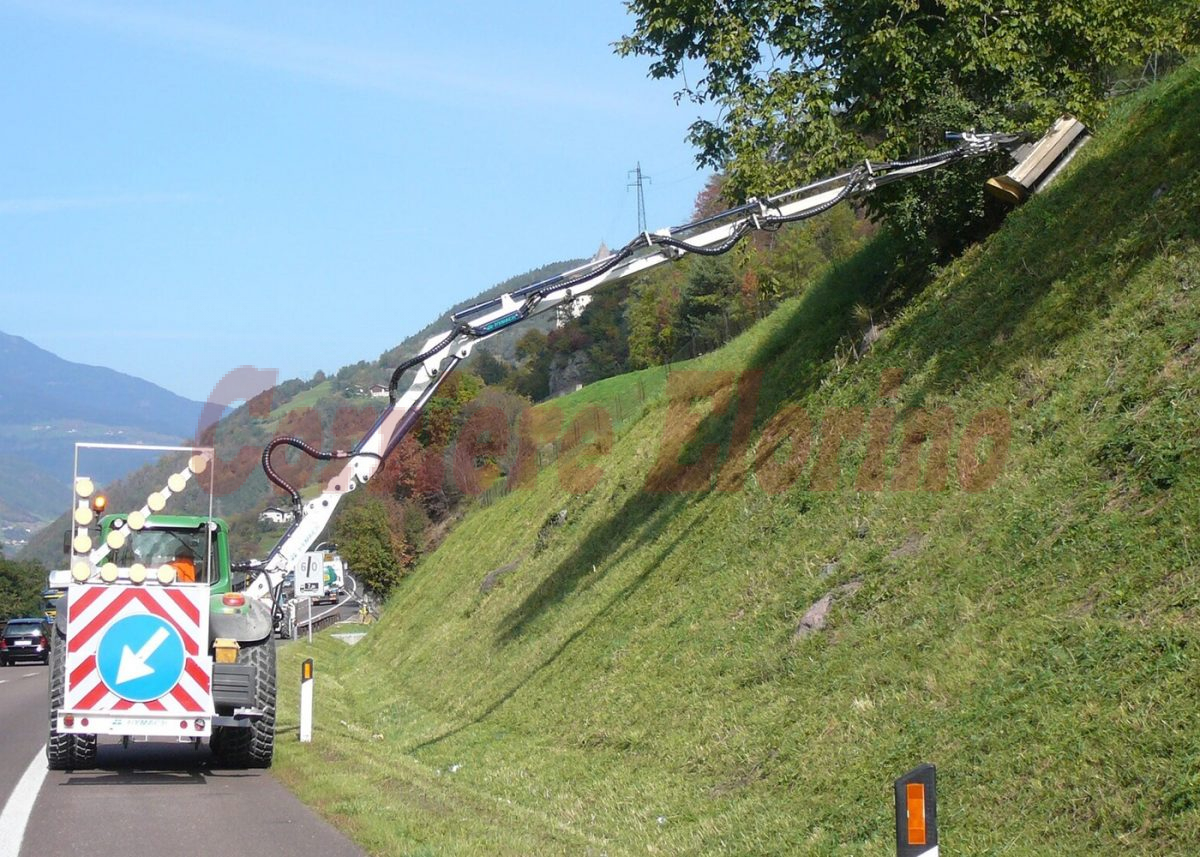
(210, 639, 276, 768)
(47, 629, 98, 771)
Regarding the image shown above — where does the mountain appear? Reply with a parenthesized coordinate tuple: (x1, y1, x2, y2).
(268, 61, 1200, 853)
(0, 331, 205, 545)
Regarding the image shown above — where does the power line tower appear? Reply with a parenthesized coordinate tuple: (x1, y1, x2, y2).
(627, 162, 652, 233)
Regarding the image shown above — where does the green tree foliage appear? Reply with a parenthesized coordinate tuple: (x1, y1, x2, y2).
(0, 545, 46, 621)
(467, 349, 512, 386)
(679, 256, 742, 354)
(332, 495, 409, 596)
(548, 286, 632, 384)
(507, 330, 553, 401)
(626, 265, 686, 368)
(618, 0, 1198, 254)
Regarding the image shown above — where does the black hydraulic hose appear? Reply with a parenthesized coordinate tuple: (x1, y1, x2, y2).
(261, 436, 350, 511)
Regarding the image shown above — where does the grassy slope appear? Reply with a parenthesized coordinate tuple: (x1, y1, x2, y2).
(275, 62, 1200, 856)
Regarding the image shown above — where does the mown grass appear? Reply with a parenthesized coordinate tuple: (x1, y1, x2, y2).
(275, 59, 1200, 856)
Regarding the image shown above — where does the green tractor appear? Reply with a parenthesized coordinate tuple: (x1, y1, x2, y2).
(49, 449, 277, 770)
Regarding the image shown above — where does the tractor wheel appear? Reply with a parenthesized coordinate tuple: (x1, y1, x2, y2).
(211, 639, 276, 768)
(47, 630, 97, 770)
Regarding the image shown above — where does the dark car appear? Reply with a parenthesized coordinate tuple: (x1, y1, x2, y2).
(0, 618, 51, 666)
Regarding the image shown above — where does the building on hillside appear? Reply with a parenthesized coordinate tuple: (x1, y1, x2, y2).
(555, 241, 608, 328)
(258, 507, 295, 524)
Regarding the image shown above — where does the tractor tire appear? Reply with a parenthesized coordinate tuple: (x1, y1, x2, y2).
(47, 630, 97, 771)
(210, 639, 276, 768)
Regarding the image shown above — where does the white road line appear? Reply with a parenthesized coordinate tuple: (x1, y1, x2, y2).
(0, 746, 48, 857)
(22, 673, 40, 678)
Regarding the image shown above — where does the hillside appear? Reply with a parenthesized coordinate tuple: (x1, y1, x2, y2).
(272, 61, 1200, 854)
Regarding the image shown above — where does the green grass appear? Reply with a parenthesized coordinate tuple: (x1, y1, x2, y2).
(274, 60, 1200, 856)
(269, 380, 335, 420)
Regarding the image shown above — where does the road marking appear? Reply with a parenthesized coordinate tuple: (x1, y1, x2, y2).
(0, 746, 48, 857)
(22, 673, 40, 678)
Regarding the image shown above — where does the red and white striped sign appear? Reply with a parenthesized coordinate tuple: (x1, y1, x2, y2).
(65, 584, 213, 716)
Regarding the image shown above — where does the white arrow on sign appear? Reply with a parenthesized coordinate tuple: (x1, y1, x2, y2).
(116, 627, 171, 684)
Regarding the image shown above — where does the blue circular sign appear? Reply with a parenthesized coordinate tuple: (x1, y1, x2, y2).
(96, 614, 186, 703)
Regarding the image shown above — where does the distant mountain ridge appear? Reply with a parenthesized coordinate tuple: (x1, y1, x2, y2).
(0, 331, 204, 433)
(0, 330, 205, 543)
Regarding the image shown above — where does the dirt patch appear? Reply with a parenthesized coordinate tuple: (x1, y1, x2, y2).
(886, 533, 927, 562)
(480, 559, 522, 594)
(793, 579, 863, 641)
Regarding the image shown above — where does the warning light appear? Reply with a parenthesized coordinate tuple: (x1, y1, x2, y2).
(222, 593, 246, 608)
(91, 493, 108, 514)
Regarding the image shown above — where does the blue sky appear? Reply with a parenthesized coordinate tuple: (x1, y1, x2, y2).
(0, 1, 714, 403)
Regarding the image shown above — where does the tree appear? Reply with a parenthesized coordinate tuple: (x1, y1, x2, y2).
(507, 330, 552, 401)
(332, 495, 409, 596)
(679, 255, 741, 353)
(0, 552, 45, 621)
(618, 1, 1198, 254)
(469, 349, 512, 386)
(626, 266, 685, 368)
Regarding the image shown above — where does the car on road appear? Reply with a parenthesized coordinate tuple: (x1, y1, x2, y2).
(0, 617, 51, 666)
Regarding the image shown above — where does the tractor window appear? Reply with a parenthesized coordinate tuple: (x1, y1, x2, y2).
(111, 527, 216, 584)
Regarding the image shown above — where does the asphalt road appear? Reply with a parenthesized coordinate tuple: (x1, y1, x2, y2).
(0, 662, 365, 857)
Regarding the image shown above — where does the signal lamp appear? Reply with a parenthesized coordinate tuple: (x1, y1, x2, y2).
(91, 494, 108, 514)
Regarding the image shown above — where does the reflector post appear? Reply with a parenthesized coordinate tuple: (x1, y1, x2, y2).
(895, 763, 937, 857)
(300, 658, 315, 742)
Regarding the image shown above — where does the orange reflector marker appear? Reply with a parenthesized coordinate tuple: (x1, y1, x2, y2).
(302, 658, 314, 682)
(894, 763, 937, 857)
(906, 783, 926, 845)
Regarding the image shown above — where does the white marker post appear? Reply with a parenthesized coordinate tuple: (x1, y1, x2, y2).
(299, 658, 314, 743)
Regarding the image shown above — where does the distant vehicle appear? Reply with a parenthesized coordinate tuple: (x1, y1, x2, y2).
(1, 617, 51, 666)
(42, 572, 69, 621)
(313, 543, 345, 607)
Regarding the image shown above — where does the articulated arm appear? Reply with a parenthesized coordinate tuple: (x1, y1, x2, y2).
(248, 130, 1026, 598)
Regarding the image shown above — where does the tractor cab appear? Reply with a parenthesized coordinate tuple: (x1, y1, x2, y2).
(98, 513, 233, 591)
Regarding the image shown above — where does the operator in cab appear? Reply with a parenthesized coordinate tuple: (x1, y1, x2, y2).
(169, 546, 197, 583)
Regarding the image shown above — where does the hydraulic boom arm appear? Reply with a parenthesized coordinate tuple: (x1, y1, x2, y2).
(246, 129, 1036, 598)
